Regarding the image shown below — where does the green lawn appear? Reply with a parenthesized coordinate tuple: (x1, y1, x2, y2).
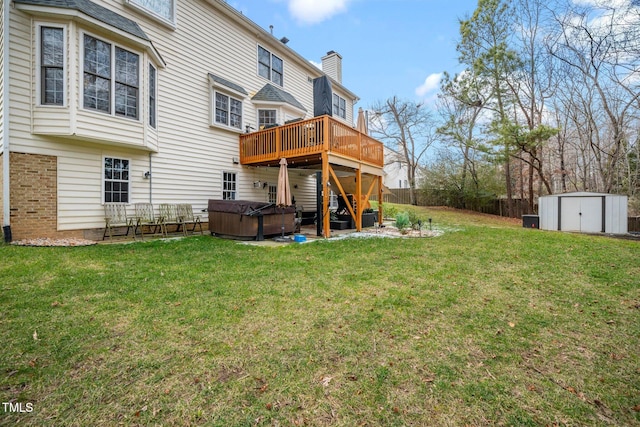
(1, 208, 638, 426)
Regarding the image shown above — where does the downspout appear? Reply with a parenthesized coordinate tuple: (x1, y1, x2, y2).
(2, 0, 11, 236)
(148, 152, 152, 203)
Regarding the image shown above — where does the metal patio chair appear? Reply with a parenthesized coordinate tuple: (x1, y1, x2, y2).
(103, 203, 135, 240)
(134, 203, 167, 239)
(177, 204, 203, 235)
(159, 203, 185, 235)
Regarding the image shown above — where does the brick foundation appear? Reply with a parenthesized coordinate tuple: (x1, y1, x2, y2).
(8, 152, 83, 240)
(0, 152, 4, 229)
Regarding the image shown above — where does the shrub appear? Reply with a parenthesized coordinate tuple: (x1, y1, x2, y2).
(407, 209, 425, 229)
(383, 204, 399, 220)
(394, 212, 410, 233)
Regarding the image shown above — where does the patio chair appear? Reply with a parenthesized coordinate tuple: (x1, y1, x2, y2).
(134, 203, 167, 239)
(103, 203, 135, 240)
(159, 203, 185, 235)
(177, 204, 203, 235)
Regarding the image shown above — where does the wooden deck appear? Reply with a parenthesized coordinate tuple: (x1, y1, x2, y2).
(239, 115, 384, 169)
(239, 115, 384, 238)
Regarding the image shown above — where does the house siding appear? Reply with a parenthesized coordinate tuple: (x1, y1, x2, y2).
(6, 0, 359, 239)
(0, 0, 5, 154)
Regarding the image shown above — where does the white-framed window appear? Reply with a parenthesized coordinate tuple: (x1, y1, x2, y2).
(39, 25, 66, 106)
(268, 184, 277, 204)
(125, 0, 176, 27)
(83, 33, 140, 120)
(149, 64, 157, 129)
(329, 190, 338, 209)
(104, 157, 130, 203)
(223, 172, 237, 200)
(258, 109, 277, 128)
(213, 91, 243, 130)
(333, 94, 346, 119)
(257, 45, 283, 87)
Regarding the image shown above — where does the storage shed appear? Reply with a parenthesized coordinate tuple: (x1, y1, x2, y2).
(538, 192, 628, 234)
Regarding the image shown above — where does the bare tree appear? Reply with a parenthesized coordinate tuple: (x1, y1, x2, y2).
(369, 97, 437, 205)
(547, 0, 640, 193)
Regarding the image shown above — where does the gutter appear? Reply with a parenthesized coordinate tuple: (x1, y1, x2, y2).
(3, 0, 10, 230)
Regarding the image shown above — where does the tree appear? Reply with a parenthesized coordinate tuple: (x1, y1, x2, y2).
(457, 0, 522, 216)
(436, 70, 488, 209)
(547, 0, 640, 193)
(369, 97, 437, 205)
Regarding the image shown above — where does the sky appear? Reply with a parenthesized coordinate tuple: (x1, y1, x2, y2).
(228, 0, 480, 112)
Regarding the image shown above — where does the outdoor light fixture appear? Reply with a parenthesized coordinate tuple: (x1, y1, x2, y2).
(263, 182, 268, 189)
(143, 171, 151, 179)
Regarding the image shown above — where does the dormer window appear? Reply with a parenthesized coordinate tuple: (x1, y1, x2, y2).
(258, 46, 283, 87)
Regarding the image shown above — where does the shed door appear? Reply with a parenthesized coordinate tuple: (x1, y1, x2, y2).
(560, 197, 603, 233)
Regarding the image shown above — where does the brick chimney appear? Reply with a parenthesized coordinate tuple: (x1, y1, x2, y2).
(321, 51, 342, 84)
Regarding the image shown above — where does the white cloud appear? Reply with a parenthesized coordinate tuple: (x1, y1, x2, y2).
(309, 60, 322, 69)
(415, 73, 443, 97)
(287, 0, 351, 25)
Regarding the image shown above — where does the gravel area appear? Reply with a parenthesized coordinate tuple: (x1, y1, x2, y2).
(11, 238, 97, 247)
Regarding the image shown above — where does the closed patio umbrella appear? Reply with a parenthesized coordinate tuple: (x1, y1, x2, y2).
(356, 107, 368, 134)
(276, 157, 292, 240)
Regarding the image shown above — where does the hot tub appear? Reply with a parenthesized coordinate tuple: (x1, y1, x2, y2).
(207, 200, 296, 240)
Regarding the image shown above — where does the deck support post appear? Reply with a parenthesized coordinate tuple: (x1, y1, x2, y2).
(378, 175, 383, 227)
(355, 168, 362, 231)
(322, 152, 330, 238)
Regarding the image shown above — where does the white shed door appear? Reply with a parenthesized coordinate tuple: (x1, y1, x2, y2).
(560, 197, 603, 232)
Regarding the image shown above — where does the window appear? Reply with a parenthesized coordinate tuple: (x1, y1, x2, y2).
(40, 26, 65, 105)
(104, 157, 130, 203)
(330, 191, 338, 209)
(127, 0, 175, 25)
(223, 172, 237, 200)
(83, 34, 139, 119)
(268, 184, 277, 204)
(214, 92, 242, 130)
(149, 64, 157, 128)
(333, 94, 346, 119)
(258, 109, 277, 128)
(257, 46, 283, 86)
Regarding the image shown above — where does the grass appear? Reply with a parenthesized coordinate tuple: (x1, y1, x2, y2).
(0, 207, 638, 426)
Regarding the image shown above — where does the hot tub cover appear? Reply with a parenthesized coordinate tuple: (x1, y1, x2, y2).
(208, 200, 295, 215)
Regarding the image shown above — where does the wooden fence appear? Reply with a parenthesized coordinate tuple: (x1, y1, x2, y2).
(375, 189, 640, 231)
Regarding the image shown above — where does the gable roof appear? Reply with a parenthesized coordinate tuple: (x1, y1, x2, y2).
(252, 84, 307, 112)
(13, 0, 149, 41)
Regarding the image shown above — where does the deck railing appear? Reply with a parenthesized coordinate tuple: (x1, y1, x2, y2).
(239, 115, 384, 167)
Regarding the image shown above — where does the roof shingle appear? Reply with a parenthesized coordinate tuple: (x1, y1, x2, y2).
(14, 0, 149, 41)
